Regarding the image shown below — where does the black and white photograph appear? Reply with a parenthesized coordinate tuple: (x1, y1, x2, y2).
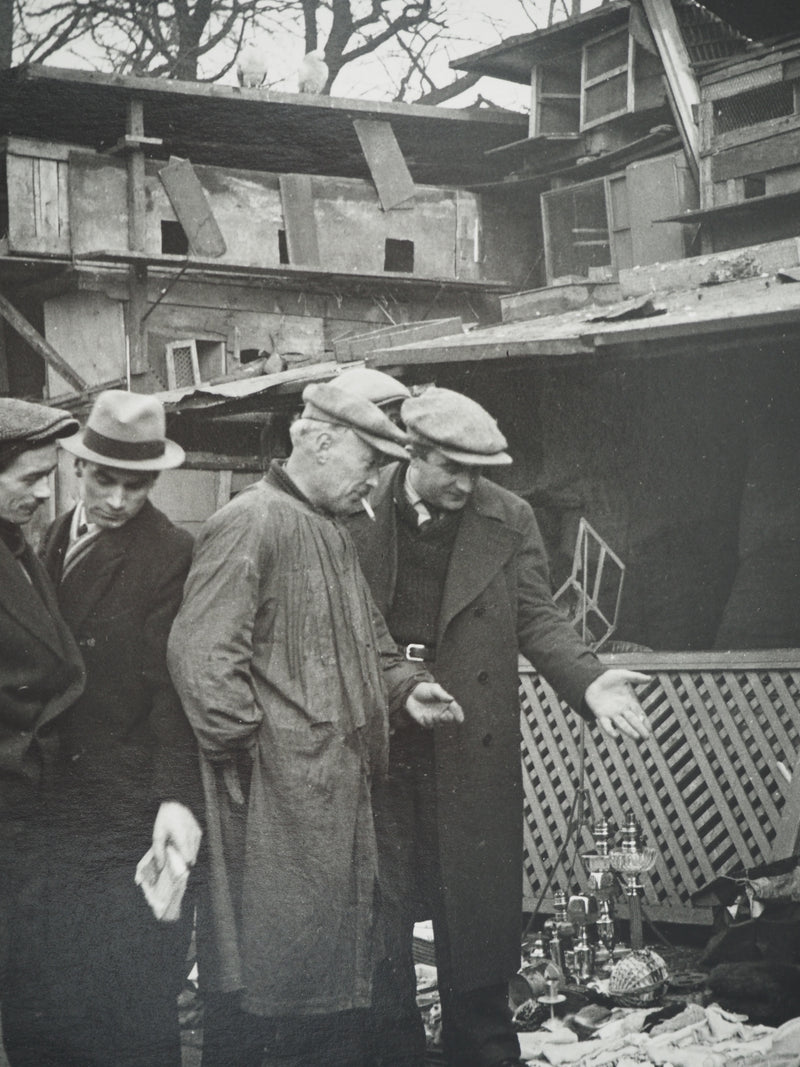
(2, 1, 800, 1064)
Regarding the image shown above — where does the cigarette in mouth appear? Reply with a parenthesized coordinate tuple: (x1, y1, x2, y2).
(361, 496, 376, 521)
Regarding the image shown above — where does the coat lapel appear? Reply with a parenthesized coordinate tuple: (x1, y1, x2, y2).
(0, 540, 69, 659)
(57, 519, 134, 631)
(437, 485, 522, 643)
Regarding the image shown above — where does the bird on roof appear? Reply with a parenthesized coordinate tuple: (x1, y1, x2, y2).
(297, 48, 329, 94)
(236, 41, 268, 88)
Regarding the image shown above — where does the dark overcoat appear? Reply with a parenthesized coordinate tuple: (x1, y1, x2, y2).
(0, 531, 85, 982)
(40, 500, 198, 839)
(0, 534, 84, 809)
(348, 463, 605, 990)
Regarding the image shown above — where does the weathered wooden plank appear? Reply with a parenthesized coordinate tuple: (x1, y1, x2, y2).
(641, 0, 700, 174)
(0, 290, 86, 391)
(278, 173, 321, 268)
(158, 156, 227, 258)
(352, 119, 416, 211)
(620, 237, 800, 295)
(334, 317, 463, 361)
(711, 125, 800, 181)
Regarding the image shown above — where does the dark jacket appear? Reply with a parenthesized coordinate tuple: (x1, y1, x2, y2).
(0, 532, 84, 814)
(40, 500, 198, 846)
(347, 463, 605, 989)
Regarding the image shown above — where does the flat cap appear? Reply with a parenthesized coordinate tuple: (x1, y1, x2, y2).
(0, 398, 79, 450)
(301, 381, 409, 460)
(334, 367, 410, 408)
(402, 387, 512, 466)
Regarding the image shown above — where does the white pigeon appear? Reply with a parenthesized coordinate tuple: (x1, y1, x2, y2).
(237, 41, 268, 88)
(297, 48, 329, 94)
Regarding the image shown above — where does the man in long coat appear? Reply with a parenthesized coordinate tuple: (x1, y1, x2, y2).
(168, 382, 463, 1067)
(12, 390, 202, 1066)
(346, 386, 652, 1067)
(0, 399, 84, 1064)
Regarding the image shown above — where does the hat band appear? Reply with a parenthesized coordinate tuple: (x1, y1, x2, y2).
(83, 426, 166, 461)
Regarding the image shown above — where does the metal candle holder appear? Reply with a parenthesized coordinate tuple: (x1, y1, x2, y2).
(609, 814, 656, 951)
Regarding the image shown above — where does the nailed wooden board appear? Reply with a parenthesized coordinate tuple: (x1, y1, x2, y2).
(158, 156, 227, 258)
(352, 119, 416, 211)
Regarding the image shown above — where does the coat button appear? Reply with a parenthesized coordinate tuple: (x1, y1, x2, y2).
(477, 670, 489, 684)
(482, 732, 493, 747)
(474, 606, 486, 618)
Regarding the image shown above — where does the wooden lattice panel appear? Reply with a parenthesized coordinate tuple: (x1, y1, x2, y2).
(519, 651, 800, 924)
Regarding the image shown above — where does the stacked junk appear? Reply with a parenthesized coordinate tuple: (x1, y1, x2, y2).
(416, 812, 800, 1064)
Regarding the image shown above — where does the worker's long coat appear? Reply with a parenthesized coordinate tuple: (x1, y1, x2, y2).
(348, 463, 605, 990)
(167, 468, 425, 1018)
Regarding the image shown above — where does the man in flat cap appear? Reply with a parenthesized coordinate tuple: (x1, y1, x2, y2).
(4, 391, 202, 1066)
(334, 366, 410, 426)
(346, 386, 652, 1067)
(167, 382, 462, 1067)
(0, 398, 85, 1062)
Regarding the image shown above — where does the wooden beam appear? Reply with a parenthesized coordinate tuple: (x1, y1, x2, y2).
(640, 0, 700, 179)
(126, 98, 148, 375)
(278, 174, 321, 267)
(0, 290, 86, 391)
(159, 157, 227, 259)
(352, 119, 416, 211)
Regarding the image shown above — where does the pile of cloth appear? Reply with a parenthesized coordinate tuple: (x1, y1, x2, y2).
(516, 1002, 800, 1065)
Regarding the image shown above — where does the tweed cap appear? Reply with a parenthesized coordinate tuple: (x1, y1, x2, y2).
(402, 387, 512, 466)
(334, 367, 410, 408)
(0, 398, 79, 450)
(301, 381, 409, 460)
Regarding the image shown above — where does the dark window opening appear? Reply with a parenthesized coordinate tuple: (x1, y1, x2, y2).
(743, 175, 766, 199)
(384, 238, 414, 273)
(161, 220, 189, 255)
(278, 229, 290, 264)
(240, 347, 267, 364)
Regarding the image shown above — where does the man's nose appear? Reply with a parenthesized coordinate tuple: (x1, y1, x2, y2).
(32, 475, 51, 501)
(108, 486, 126, 508)
(455, 469, 477, 493)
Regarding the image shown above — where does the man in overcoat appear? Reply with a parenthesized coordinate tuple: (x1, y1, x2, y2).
(0, 398, 84, 1064)
(167, 382, 463, 1067)
(7, 390, 202, 1066)
(346, 386, 652, 1067)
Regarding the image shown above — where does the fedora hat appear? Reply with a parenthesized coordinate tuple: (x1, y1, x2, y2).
(60, 390, 185, 471)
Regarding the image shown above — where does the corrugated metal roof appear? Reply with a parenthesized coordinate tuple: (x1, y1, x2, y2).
(154, 360, 341, 412)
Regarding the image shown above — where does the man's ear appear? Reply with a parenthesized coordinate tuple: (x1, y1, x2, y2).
(314, 428, 334, 464)
(74, 458, 85, 478)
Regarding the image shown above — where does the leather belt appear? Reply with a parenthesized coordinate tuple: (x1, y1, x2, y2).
(404, 642, 436, 663)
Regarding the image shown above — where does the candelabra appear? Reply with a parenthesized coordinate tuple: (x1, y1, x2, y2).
(582, 818, 616, 969)
(609, 813, 656, 951)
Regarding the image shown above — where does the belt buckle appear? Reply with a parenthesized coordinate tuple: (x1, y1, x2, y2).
(405, 643, 426, 663)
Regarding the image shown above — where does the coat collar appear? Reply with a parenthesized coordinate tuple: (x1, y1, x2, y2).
(49, 501, 154, 630)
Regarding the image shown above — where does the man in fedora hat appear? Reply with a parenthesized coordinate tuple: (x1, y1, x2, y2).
(168, 382, 462, 1067)
(0, 398, 86, 1064)
(346, 387, 652, 1067)
(3, 390, 202, 1066)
